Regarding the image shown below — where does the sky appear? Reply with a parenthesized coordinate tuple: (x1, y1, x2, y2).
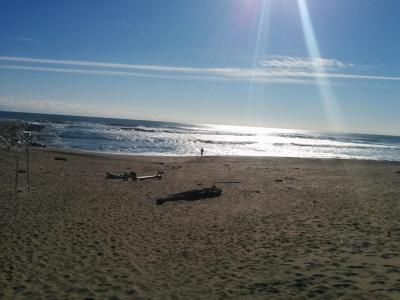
(0, 0, 400, 135)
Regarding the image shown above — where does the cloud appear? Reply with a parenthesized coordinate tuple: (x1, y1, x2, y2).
(0, 64, 311, 84)
(12, 37, 38, 42)
(0, 55, 200, 73)
(0, 55, 399, 83)
(260, 56, 352, 69)
(0, 96, 139, 119)
(0, 65, 187, 79)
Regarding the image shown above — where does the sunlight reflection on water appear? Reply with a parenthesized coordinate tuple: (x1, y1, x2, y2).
(39, 120, 400, 161)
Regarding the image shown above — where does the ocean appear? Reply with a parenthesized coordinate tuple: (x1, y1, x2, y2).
(1, 111, 400, 161)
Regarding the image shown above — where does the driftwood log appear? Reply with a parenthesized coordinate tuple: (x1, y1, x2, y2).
(106, 172, 137, 181)
(54, 157, 67, 161)
(106, 171, 163, 181)
(137, 173, 162, 181)
(157, 186, 222, 205)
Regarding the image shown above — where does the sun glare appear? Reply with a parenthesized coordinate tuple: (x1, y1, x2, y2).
(244, 0, 271, 119)
(242, 0, 345, 132)
(297, 0, 345, 131)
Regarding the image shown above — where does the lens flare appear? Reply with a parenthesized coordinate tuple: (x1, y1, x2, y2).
(245, 0, 271, 119)
(298, 0, 345, 131)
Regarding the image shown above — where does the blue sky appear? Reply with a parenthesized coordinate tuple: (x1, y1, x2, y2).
(0, 0, 399, 134)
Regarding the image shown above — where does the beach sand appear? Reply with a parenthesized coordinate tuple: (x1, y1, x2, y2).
(1, 146, 400, 299)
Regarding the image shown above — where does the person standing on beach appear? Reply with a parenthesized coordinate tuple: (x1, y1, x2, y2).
(200, 147, 204, 156)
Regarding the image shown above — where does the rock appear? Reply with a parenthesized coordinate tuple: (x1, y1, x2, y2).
(29, 142, 46, 148)
(25, 123, 45, 132)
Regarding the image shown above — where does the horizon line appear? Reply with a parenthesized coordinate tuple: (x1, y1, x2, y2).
(1, 108, 399, 137)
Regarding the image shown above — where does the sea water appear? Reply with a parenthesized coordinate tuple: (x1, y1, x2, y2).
(1, 111, 400, 161)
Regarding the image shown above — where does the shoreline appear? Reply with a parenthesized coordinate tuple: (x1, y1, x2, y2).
(1, 118, 399, 163)
(25, 146, 400, 165)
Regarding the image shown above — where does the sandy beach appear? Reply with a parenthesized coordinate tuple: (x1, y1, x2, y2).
(1, 144, 400, 299)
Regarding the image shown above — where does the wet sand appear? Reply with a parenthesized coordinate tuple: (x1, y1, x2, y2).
(1, 146, 400, 299)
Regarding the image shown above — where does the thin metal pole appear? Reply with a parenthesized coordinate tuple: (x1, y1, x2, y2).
(15, 155, 19, 194)
(26, 146, 30, 192)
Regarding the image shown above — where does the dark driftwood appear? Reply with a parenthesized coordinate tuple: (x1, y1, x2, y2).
(54, 157, 67, 161)
(106, 172, 137, 181)
(157, 186, 222, 205)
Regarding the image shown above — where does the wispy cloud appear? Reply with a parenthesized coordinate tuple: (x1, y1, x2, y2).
(0, 96, 109, 116)
(260, 56, 353, 70)
(0, 55, 399, 83)
(0, 55, 200, 73)
(12, 37, 38, 42)
(0, 96, 139, 118)
(0, 61, 311, 84)
(0, 65, 189, 80)
(0, 96, 194, 123)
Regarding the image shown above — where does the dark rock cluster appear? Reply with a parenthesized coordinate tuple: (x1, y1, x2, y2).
(0, 121, 46, 149)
